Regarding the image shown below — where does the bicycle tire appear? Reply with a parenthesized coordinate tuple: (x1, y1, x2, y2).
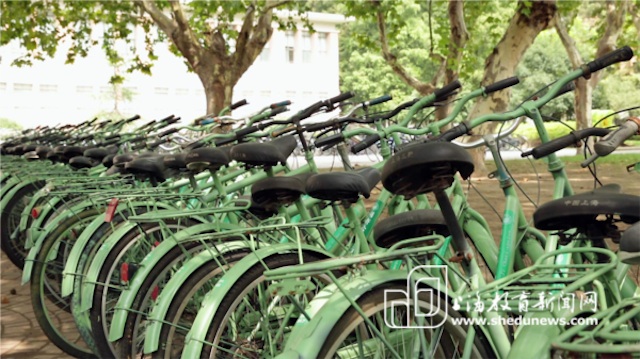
(30, 208, 101, 358)
(151, 248, 249, 359)
(71, 208, 149, 354)
(318, 282, 493, 359)
(200, 252, 332, 359)
(1, 181, 45, 268)
(115, 245, 247, 359)
(89, 218, 198, 358)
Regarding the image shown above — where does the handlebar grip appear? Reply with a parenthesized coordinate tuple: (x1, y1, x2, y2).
(165, 117, 181, 126)
(484, 77, 520, 95)
(584, 46, 634, 76)
(271, 100, 292, 109)
(155, 127, 179, 138)
(365, 95, 392, 107)
(526, 128, 611, 159)
(213, 137, 237, 146)
(437, 123, 470, 142)
(271, 125, 296, 138)
(159, 115, 175, 122)
(230, 99, 248, 110)
(315, 133, 344, 149)
(328, 92, 355, 105)
(104, 133, 121, 141)
(127, 136, 146, 144)
(594, 120, 639, 156)
(553, 81, 576, 99)
(125, 114, 141, 123)
(270, 106, 289, 117)
(434, 80, 462, 100)
(235, 125, 259, 138)
(351, 134, 381, 154)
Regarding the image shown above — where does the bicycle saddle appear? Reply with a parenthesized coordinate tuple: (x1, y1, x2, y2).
(305, 167, 381, 202)
(533, 190, 640, 231)
(23, 150, 39, 160)
(69, 155, 98, 169)
(185, 147, 232, 173)
(619, 222, 640, 265)
(381, 141, 474, 198)
(163, 153, 188, 171)
(61, 145, 87, 160)
(84, 146, 118, 163)
(230, 135, 297, 167)
(374, 209, 448, 248)
(124, 155, 167, 183)
(35, 146, 51, 160)
(112, 152, 156, 168)
(251, 173, 314, 210)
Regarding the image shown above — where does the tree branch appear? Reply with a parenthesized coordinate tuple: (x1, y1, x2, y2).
(553, 13, 582, 67)
(592, 0, 627, 84)
(135, 0, 176, 36)
(375, 8, 434, 95)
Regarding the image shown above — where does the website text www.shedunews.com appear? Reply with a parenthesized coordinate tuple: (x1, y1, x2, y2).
(450, 315, 599, 327)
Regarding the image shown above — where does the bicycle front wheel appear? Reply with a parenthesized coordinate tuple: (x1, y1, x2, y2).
(318, 283, 493, 359)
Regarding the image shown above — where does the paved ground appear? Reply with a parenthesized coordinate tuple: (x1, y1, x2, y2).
(1, 252, 70, 358)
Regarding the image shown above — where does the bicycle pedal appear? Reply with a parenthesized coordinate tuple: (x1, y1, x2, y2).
(267, 278, 317, 296)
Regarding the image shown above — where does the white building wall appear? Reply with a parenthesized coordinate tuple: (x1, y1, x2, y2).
(0, 12, 346, 129)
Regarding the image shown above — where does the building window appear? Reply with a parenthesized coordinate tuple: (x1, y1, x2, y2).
(260, 40, 270, 62)
(76, 85, 93, 93)
(100, 86, 111, 94)
(176, 88, 190, 96)
(154, 87, 169, 95)
(39, 84, 58, 93)
(318, 32, 328, 57)
(285, 31, 295, 64)
(13, 83, 33, 92)
(0, 82, 6, 91)
(302, 32, 312, 63)
(260, 90, 272, 98)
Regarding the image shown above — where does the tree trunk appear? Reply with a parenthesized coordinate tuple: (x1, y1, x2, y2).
(555, 1, 626, 153)
(465, 0, 557, 175)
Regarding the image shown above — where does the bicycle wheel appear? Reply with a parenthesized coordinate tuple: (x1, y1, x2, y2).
(1, 181, 45, 268)
(89, 218, 197, 358)
(318, 283, 493, 359)
(118, 246, 247, 359)
(200, 252, 332, 359)
(30, 208, 100, 358)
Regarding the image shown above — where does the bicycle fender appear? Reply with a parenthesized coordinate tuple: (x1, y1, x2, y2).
(79, 218, 234, 312)
(21, 199, 99, 284)
(0, 176, 21, 199)
(25, 195, 85, 249)
(60, 213, 107, 297)
(108, 223, 239, 341)
(181, 244, 333, 359)
(109, 240, 247, 346)
(18, 187, 52, 235)
(78, 221, 139, 312)
(506, 309, 576, 359)
(61, 202, 172, 297)
(279, 271, 410, 358)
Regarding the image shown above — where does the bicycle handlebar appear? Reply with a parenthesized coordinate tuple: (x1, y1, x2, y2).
(434, 80, 462, 100)
(484, 77, 519, 95)
(230, 99, 248, 110)
(365, 94, 393, 107)
(594, 118, 639, 156)
(583, 46, 634, 78)
(270, 100, 292, 109)
(521, 127, 611, 159)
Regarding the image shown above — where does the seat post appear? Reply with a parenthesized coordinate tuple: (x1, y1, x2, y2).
(433, 188, 472, 262)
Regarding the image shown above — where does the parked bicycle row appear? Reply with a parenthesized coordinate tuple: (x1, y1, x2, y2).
(1, 45, 639, 359)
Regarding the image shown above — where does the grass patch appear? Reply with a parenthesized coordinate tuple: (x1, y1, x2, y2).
(487, 153, 640, 174)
